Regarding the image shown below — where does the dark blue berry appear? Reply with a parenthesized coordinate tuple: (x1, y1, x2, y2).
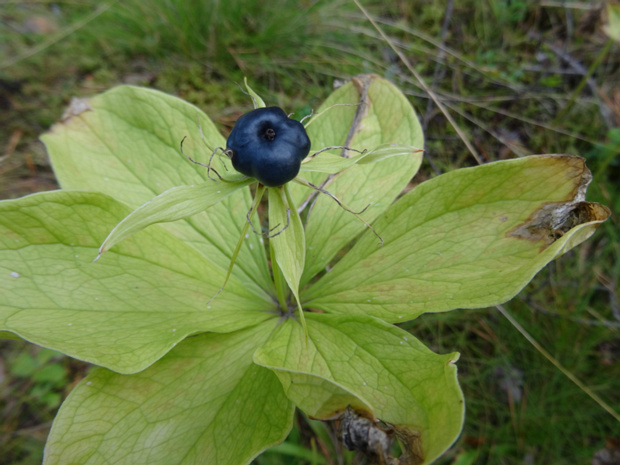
(226, 107, 311, 187)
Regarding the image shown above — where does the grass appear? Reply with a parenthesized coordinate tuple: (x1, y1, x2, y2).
(1, 0, 619, 464)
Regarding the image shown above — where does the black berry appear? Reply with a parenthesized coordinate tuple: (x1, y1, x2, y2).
(226, 107, 311, 187)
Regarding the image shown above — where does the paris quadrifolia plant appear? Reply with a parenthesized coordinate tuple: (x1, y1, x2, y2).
(0, 75, 610, 465)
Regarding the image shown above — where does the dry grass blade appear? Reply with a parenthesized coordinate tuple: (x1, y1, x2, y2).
(1, 2, 117, 70)
(496, 304, 620, 422)
(352, 0, 484, 166)
(341, 14, 522, 92)
(439, 100, 530, 158)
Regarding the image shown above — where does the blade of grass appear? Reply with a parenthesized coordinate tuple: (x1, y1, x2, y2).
(1, 2, 117, 70)
(341, 13, 522, 92)
(353, 0, 484, 166)
(552, 39, 614, 125)
(496, 304, 620, 422)
(440, 99, 530, 157)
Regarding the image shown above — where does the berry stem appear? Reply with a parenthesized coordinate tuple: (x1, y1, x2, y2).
(282, 185, 308, 340)
(269, 235, 290, 314)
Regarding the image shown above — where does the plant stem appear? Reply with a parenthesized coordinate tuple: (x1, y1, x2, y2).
(283, 184, 308, 338)
(269, 235, 290, 313)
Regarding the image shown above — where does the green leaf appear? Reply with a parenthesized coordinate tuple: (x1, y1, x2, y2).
(291, 75, 424, 285)
(0, 190, 276, 373)
(254, 314, 464, 465)
(244, 77, 266, 108)
(268, 185, 306, 326)
(44, 321, 294, 465)
(98, 179, 252, 256)
(41, 85, 272, 294)
(300, 143, 423, 174)
(302, 155, 610, 322)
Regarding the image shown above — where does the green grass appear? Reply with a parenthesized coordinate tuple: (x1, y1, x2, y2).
(1, 0, 619, 464)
